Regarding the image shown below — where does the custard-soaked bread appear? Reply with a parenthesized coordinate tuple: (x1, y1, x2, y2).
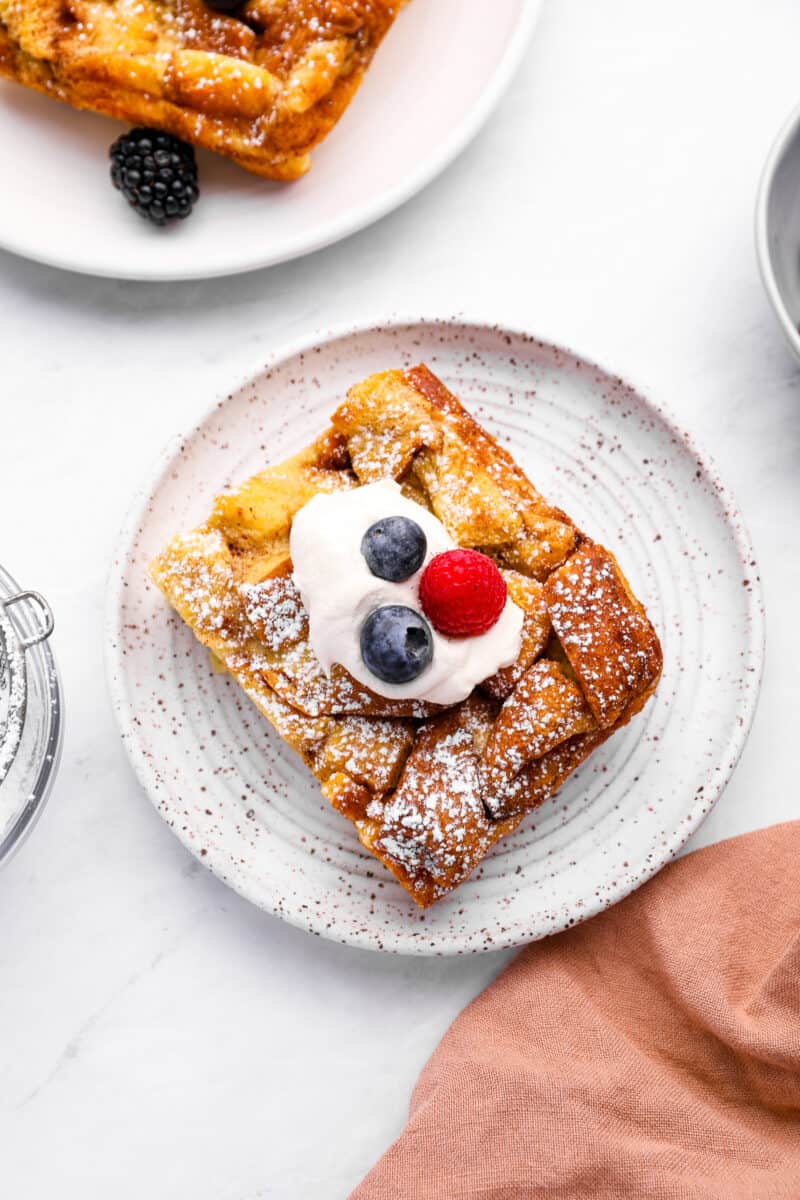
(0, 0, 403, 179)
(151, 365, 662, 907)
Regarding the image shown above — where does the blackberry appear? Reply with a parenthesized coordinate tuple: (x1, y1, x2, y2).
(110, 128, 199, 226)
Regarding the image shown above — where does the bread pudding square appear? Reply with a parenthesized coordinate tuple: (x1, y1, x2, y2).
(151, 364, 662, 907)
(0, 0, 403, 179)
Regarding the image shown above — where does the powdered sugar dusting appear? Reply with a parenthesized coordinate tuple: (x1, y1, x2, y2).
(544, 543, 662, 729)
(482, 660, 596, 798)
(371, 701, 503, 904)
(241, 576, 307, 653)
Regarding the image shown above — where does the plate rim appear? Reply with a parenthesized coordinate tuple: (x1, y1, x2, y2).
(0, 0, 542, 282)
(105, 315, 766, 954)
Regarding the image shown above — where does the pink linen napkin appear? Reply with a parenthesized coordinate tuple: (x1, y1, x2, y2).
(352, 822, 800, 1199)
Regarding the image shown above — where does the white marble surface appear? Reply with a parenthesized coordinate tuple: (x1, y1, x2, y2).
(2, 2, 799, 1196)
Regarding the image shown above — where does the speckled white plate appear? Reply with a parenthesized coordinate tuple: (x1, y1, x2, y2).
(0, 0, 539, 281)
(106, 319, 764, 954)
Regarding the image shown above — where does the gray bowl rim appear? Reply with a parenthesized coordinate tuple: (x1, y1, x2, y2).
(755, 97, 800, 362)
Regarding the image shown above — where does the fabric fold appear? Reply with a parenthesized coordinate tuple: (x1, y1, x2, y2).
(352, 822, 800, 1199)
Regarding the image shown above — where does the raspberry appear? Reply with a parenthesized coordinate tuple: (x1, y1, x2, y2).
(419, 549, 507, 638)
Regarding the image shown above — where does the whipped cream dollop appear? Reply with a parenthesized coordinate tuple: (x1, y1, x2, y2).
(289, 480, 523, 705)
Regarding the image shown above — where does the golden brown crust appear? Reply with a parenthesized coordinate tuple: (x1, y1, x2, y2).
(358, 697, 525, 907)
(481, 660, 597, 799)
(0, 0, 402, 178)
(404, 365, 580, 579)
(543, 543, 664, 729)
(150, 365, 663, 906)
(481, 571, 550, 701)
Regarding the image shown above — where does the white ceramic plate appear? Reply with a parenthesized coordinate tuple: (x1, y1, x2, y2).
(106, 319, 764, 955)
(0, 0, 539, 281)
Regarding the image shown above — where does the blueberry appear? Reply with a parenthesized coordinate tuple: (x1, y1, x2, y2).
(360, 606, 433, 684)
(361, 516, 427, 582)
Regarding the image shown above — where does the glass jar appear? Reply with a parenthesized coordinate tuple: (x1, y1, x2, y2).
(0, 564, 62, 865)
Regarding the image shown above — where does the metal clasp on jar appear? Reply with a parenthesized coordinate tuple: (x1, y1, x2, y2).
(3, 591, 55, 650)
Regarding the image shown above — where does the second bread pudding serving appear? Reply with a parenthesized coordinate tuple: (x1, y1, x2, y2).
(0, 0, 403, 179)
(151, 366, 662, 907)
